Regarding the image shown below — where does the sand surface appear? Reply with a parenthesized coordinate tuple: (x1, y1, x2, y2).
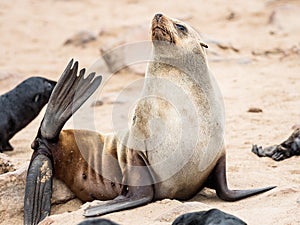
(0, 0, 299, 224)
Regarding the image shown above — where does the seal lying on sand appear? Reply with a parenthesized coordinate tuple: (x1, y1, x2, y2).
(252, 128, 300, 161)
(0, 77, 56, 152)
(24, 14, 275, 225)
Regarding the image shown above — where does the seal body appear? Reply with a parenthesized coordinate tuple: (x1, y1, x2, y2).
(24, 15, 275, 225)
(78, 219, 120, 225)
(0, 77, 56, 152)
(122, 14, 225, 200)
(52, 130, 122, 202)
(129, 65, 224, 199)
(172, 209, 247, 225)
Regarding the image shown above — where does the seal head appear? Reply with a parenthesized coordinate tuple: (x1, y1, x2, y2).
(151, 13, 208, 58)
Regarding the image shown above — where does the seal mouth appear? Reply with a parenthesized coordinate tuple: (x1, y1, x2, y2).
(152, 26, 166, 33)
(151, 25, 174, 44)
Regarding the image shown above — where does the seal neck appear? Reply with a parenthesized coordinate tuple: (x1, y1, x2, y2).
(146, 59, 211, 89)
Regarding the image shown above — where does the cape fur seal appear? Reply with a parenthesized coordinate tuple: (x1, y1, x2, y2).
(77, 209, 246, 225)
(0, 77, 56, 152)
(252, 127, 300, 161)
(24, 14, 275, 225)
(78, 218, 120, 225)
(172, 209, 246, 225)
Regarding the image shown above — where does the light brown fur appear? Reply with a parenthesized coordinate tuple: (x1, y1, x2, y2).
(25, 15, 274, 224)
(52, 14, 225, 201)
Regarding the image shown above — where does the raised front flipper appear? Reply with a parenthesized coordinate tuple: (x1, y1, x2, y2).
(24, 152, 53, 225)
(84, 150, 154, 217)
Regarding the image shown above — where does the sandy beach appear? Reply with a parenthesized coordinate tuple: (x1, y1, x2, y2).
(0, 0, 299, 224)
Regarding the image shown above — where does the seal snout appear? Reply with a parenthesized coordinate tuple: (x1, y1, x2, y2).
(152, 13, 165, 30)
(151, 13, 174, 43)
(154, 13, 163, 22)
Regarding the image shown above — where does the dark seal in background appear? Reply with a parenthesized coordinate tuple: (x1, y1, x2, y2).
(0, 76, 56, 152)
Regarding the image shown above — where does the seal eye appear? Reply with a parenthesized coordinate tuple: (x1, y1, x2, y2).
(175, 24, 187, 32)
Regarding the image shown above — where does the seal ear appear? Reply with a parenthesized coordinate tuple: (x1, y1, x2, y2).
(200, 42, 208, 48)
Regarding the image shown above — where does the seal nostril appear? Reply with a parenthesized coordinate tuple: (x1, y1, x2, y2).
(155, 13, 163, 22)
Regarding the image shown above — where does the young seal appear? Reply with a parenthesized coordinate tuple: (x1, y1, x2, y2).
(77, 209, 246, 225)
(252, 128, 300, 161)
(24, 14, 275, 225)
(0, 77, 56, 152)
(78, 218, 120, 225)
(172, 209, 246, 225)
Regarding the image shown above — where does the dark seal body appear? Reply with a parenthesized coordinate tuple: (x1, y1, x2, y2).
(172, 209, 246, 225)
(252, 128, 300, 161)
(0, 77, 56, 152)
(78, 218, 120, 225)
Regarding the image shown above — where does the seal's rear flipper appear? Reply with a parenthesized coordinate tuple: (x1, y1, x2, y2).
(206, 155, 276, 201)
(40, 59, 102, 140)
(24, 59, 102, 225)
(24, 153, 53, 225)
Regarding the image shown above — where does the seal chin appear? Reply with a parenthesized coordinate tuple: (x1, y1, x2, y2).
(151, 26, 173, 43)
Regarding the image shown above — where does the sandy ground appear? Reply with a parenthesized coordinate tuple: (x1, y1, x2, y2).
(0, 0, 299, 224)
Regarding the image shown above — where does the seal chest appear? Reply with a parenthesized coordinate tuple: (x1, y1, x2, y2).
(128, 15, 225, 199)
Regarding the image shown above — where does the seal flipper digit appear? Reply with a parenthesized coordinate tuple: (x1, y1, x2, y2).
(206, 155, 276, 201)
(84, 150, 154, 217)
(24, 59, 102, 225)
(41, 59, 102, 140)
(24, 152, 53, 225)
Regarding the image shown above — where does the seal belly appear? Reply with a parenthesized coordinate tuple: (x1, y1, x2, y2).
(53, 130, 122, 202)
(129, 73, 224, 200)
(153, 149, 223, 200)
(148, 133, 224, 200)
